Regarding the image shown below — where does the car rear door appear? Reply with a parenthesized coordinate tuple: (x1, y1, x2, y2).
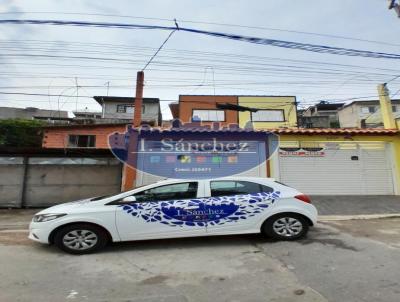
(115, 181, 207, 241)
(204, 180, 280, 234)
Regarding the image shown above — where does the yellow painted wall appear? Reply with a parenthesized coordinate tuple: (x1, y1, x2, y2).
(238, 96, 297, 129)
(269, 134, 400, 194)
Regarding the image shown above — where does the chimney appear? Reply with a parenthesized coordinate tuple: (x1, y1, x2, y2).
(377, 83, 396, 129)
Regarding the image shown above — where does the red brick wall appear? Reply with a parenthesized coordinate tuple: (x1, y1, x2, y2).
(43, 125, 128, 149)
(179, 95, 238, 126)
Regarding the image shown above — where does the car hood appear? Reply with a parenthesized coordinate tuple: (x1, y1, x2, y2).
(35, 197, 95, 215)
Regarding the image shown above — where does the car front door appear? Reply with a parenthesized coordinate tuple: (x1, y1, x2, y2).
(204, 180, 278, 234)
(115, 181, 208, 241)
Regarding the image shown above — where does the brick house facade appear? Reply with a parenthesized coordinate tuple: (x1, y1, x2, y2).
(43, 124, 128, 149)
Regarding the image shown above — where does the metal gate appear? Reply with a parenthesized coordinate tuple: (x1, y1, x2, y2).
(279, 142, 395, 195)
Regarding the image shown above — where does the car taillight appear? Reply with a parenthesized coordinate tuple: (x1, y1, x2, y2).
(295, 194, 311, 203)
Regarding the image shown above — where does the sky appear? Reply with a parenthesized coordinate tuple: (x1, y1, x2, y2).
(0, 0, 400, 119)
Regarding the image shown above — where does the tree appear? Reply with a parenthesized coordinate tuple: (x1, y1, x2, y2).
(0, 119, 45, 147)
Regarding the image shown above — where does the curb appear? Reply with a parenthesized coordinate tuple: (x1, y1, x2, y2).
(319, 213, 400, 221)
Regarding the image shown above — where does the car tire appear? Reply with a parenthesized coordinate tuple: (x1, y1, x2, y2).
(54, 223, 108, 254)
(262, 213, 309, 240)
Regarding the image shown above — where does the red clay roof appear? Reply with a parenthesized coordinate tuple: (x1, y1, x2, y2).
(270, 128, 399, 135)
(42, 123, 399, 135)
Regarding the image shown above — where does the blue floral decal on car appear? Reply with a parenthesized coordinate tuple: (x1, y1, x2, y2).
(119, 191, 281, 227)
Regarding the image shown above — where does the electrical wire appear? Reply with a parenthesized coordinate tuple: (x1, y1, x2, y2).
(2, 39, 400, 75)
(1, 11, 400, 48)
(142, 29, 177, 71)
(1, 19, 400, 59)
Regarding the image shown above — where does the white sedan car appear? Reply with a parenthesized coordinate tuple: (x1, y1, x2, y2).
(29, 177, 318, 254)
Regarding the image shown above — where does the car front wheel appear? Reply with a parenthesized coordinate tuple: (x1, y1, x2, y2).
(262, 214, 309, 240)
(54, 224, 108, 254)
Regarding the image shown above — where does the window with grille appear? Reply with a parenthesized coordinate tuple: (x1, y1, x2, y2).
(68, 135, 96, 148)
(116, 104, 135, 113)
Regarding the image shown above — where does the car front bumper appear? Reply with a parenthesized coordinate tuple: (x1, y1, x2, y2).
(28, 221, 53, 244)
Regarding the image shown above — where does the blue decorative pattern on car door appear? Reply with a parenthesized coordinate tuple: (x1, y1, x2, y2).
(119, 191, 280, 227)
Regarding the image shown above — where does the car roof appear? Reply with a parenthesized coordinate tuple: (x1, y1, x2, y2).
(155, 177, 276, 184)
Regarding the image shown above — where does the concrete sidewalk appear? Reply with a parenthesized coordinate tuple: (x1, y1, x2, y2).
(0, 209, 37, 231)
(311, 195, 400, 215)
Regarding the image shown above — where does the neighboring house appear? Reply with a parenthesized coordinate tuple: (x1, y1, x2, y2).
(298, 115, 331, 128)
(338, 100, 400, 128)
(42, 97, 400, 197)
(0, 106, 70, 123)
(173, 95, 239, 126)
(238, 96, 297, 128)
(169, 95, 296, 128)
(365, 108, 400, 128)
(301, 101, 344, 128)
(93, 96, 162, 126)
(73, 110, 102, 120)
(43, 96, 162, 149)
(42, 123, 128, 149)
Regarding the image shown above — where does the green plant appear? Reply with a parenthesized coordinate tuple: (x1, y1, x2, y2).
(0, 119, 45, 147)
(329, 121, 340, 128)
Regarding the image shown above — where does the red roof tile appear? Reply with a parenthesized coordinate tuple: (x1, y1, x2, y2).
(269, 128, 399, 135)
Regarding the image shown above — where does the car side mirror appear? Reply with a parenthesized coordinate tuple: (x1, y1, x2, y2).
(121, 196, 136, 203)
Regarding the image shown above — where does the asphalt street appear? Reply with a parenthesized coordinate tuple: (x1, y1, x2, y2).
(0, 212, 399, 302)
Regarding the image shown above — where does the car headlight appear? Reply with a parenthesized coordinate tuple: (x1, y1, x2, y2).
(33, 213, 67, 222)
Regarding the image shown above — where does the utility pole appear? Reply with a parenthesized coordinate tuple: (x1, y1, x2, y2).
(75, 77, 79, 112)
(120, 23, 176, 191)
(377, 83, 396, 129)
(106, 81, 110, 96)
(121, 71, 145, 191)
(133, 71, 144, 127)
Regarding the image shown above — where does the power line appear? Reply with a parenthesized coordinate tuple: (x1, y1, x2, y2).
(142, 28, 177, 70)
(4, 52, 399, 77)
(387, 74, 400, 84)
(3, 39, 400, 74)
(0, 91, 378, 102)
(1, 11, 400, 47)
(2, 60, 397, 80)
(0, 92, 93, 98)
(1, 19, 400, 59)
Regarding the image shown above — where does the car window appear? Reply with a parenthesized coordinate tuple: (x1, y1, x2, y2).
(133, 182, 198, 202)
(260, 184, 274, 193)
(210, 181, 273, 197)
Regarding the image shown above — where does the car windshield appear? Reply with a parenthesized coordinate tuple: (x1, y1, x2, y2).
(89, 195, 112, 201)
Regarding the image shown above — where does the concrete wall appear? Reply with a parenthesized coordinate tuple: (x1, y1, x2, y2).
(0, 107, 69, 119)
(0, 157, 25, 207)
(338, 106, 361, 128)
(0, 156, 122, 208)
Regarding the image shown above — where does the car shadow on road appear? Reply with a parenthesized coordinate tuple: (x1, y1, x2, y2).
(102, 225, 339, 254)
(27, 226, 344, 255)
(102, 233, 285, 254)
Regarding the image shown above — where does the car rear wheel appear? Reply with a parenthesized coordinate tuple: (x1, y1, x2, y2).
(54, 224, 108, 254)
(262, 214, 308, 240)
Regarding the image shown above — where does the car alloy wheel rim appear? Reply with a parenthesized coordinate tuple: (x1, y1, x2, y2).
(272, 217, 303, 237)
(62, 230, 98, 250)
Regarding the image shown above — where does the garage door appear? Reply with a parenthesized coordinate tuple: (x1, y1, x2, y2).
(279, 142, 395, 195)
